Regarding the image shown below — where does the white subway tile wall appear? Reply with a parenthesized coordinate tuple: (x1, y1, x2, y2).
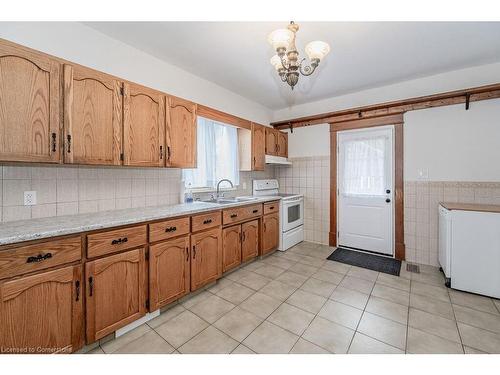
(0, 165, 276, 223)
(404, 181, 500, 266)
(275, 156, 330, 245)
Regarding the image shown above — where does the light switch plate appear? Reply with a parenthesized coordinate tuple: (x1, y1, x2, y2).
(24, 191, 37, 206)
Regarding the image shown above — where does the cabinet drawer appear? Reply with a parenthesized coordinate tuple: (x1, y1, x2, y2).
(0, 236, 82, 280)
(191, 211, 221, 232)
(87, 225, 147, 258)
(223, 204, 262, 225)
(263, 201, 280, 215)
(149, 217, 190, 243)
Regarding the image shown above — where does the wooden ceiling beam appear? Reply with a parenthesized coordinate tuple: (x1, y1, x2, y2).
(271, 83, 500, 130)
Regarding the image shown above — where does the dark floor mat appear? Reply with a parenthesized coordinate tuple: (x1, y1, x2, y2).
(327, 247, 401, 276)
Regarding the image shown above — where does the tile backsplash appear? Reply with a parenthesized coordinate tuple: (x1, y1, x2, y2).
(276, 156, 330, 245)
(0, 165, 275, 223)
(404, 180, 500, 266)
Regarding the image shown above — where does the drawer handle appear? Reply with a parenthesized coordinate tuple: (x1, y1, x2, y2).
(88, 277, 94, 297)
(75, 280, 80, 302)
(165, 226, 177, 232)
(203, 219, 212, 225)
(111, 237, 128, 245)
(230, 214, 238, 218)
(26, 253, 52, 263)
(252, 209, 258, 213)
(269, 206, 274, 210)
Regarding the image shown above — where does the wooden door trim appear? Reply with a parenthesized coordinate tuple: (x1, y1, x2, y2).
(329, 116, 405, 260)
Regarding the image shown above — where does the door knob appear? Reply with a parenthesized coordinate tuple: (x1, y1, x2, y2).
(386, 189, 391, 194)
(385, 198, 391, 203)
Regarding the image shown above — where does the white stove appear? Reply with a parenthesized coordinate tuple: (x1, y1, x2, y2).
(253, 179, 304, 251)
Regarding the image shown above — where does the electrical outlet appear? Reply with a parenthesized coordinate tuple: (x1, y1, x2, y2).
(24, 191, 37, 206)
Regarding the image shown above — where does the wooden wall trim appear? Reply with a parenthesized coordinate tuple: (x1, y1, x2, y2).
(197, 104, 252, 130)
(329, 119, 405, 261)
(272, 82, 500, 129)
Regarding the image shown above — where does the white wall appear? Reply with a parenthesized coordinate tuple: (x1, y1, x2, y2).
(273, 61, 500, 122)
(286, 123, 330, 158)
(404, 98, 500, 182)
(0, 22, 272, 125)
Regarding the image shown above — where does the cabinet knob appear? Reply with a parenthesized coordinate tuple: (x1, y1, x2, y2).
(385, 198, 391, 203)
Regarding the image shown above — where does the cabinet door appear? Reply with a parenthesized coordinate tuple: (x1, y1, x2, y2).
(265, 128, 278, 156)
(277, 131, 288, 157)
(222, 225, 241, 273)
(242, 220, 259, 262)
(166, 96, 197, 168)
(63, 64, 122, 165)
(251, 123, 266, 171)
(123, 83, 165, 167)
(262, 213, 280, 255)
(190, 228, 222, 291)
(0, 265, 83, 353)
(149, 236, 190, 311)
(85, 248, 146, 343)
(0, 41, 60, 163)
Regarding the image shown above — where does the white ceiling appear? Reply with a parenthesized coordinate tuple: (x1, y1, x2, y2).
(85, 22, 500, 111)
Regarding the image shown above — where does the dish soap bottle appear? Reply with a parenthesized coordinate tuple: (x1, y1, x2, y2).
(185, 182, 194, 203)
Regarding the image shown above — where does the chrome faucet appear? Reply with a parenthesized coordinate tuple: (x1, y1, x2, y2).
(216, 179, 234, 200)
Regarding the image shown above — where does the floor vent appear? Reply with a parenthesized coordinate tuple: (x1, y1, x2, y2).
(406, 263, 420, 273)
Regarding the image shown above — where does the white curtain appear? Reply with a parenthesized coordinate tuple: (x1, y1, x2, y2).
(183, 117, 240, 188)
(343, 136, 386, 196)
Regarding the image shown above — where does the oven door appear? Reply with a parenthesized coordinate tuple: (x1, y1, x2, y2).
(282, 197, 304, 232)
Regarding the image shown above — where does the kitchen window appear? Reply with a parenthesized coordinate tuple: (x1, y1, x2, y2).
(182, 116, 240, 189)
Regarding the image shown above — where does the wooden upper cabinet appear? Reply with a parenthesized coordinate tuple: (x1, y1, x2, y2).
(85, 248, 146, 343)
(0, 265, 84, 353)
(166, 96, 197, 168)
(190, 227, 222, 291)
(277, 131, 288, 157)
(262, 212, 280, 255)
(123, 83, 165, 167)
(0, 41, 60, 163)
(149, 236, 190, 311)
(252, 123, 266, 171)
(241, 220, 259, 263)
(265, 128, 278, 156)
(63, 64, 123, 165)
(222, 225, 241, 273)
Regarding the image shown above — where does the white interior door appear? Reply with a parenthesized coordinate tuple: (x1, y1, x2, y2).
(337, 126, 394, 255)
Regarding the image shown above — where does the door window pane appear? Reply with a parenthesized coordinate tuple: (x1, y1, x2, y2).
(343, 136, 386, 196)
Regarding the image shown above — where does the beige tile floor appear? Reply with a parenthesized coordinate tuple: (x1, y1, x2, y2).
(86, 241, 500, 354)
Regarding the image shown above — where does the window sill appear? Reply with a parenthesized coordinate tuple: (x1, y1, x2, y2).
(190, 186, 239, 194)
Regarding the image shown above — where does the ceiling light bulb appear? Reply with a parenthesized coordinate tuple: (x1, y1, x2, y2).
(305, 41, 330, 61)
(270, 55, 285, 71)
(267, 28, 294, 51)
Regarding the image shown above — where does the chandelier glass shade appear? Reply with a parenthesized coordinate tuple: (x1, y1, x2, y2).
(268, 21, 330, 90)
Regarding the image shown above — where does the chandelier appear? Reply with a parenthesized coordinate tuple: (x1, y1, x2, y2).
(268, 21, 330, 90)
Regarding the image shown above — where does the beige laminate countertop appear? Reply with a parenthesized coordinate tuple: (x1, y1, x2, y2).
(440, 202, 500, 214)
(0, 197, 280, 247)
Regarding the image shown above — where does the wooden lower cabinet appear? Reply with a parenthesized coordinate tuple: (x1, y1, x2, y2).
(262, 213, 279, 255)
(0, 265, 83, 353)
(242, 220, 259, 262)
(85, 248, 146, 343)
(149, 236, 190, 311)
(222, 225, 241, 273)
(190, 228, 222, 291)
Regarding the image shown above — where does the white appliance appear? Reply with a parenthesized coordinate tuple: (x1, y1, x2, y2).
(253, 179, 304, 251)
(438, 204, 500, 298)
(265, 155, 292, 165)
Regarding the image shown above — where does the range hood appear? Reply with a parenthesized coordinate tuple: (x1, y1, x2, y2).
(265, 155, 292, 165)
